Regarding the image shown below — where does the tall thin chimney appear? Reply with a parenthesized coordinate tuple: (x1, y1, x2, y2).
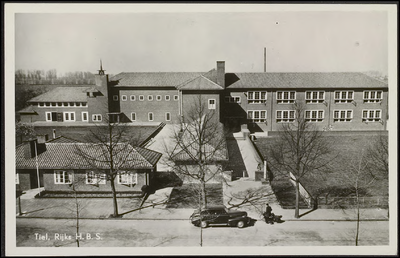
(264, 47, 266, 73)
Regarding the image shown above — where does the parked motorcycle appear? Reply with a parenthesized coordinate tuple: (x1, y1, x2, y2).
(262, 212, 283, 224)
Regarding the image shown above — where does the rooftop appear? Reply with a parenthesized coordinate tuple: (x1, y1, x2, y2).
(225, 72, 388, 89)
(27, 87, 92, 102)
(16, 142, 162, 170)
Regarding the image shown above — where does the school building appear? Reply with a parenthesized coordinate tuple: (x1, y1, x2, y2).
(18, 61, 389, 132)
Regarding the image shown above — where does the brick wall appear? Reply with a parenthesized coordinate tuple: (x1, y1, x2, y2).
(116, 88, 180, 124)
(20, 105, 89, 123)
(182, 91, 221, 123)
(16, 172, 32, 191)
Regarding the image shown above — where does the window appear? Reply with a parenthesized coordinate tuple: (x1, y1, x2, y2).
(148, 95, 153, 101)
(130, 95, 136, 101)
(174, 95, 179, 101)
(276, 110, 296, 123)
(247, 91, 267, 104)
(39, 103, 44, 107)
(131, 112, 136, 121)
(334, 91, 354, 103)
(247, 110, 267, 123)
(92, 114, 102, 122)
(113, 95, 118, 101)
(45, 112, 52, 122)
(45, 102, 50, 107)
(16, 173, 19, 184)
(165, 112, 171, 121)
(156, 95, 162, 101)
(225, 96, 241, 103)
(362, 109, 381, 122)
(54, 170, 74, 184)
(208, 99, 216, 109)
(121, 95, 128, 101)
(363, 91, 383, 103)
(165, 95, 170, 101)
(50, 102, 55, 107)
(139, 95, 144, 101)
(82, 112, 89, 122)
(69, 102, 75, 107)
(277, 91, 296, 104)
(117, 172, 137, 185)
(305, 110, 324, 122)
(86, 171, 106, 185)
(148, 112, 154, 121)
(306, 91, 325, 104)
(81, 102, 87, 107)
(333, 110, 353, 122)
(64, 112, 75, 122)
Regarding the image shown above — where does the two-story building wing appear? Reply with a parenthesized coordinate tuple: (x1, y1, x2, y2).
(222, 72, 388, 131)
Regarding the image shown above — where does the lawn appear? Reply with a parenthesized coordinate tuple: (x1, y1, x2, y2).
(166, 183, 224, 209)
(254, 131, 388, 207)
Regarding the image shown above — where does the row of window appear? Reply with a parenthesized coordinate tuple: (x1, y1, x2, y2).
(238, 90, 383, 104)
(54, 170, 138, 185)
(247, 109, 382, 123)
(38, 102, 87, 107)
(114, 95, 179, 102)
(130, 112, 171, 122)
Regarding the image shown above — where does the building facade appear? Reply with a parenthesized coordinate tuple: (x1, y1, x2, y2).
(18, 61, 388, 131)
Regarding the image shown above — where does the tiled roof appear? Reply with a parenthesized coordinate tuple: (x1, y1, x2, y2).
(18, 105, 37, 114)
(110, 72, 203, 87)
(225, 72, 388, 89)
(16, 142, 161, 170)
(27, 87, 92, 102)
(134, 146, 162, 166)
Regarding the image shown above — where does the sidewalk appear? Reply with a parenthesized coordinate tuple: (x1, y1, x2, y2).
(16, 186, 389, 221)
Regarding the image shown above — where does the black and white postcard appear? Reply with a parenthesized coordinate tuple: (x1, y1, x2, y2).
(4, 3, 398, 256)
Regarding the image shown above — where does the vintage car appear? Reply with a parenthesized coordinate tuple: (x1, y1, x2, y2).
(189, 205, 251, 228)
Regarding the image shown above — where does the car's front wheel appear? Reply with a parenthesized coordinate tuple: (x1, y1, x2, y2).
(200, 221, 208, 228)
(237, 221, 245, 228)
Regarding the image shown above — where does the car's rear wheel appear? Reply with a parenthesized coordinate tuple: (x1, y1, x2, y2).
(200, 221, 208, 228)
(237, 221, 245, 228)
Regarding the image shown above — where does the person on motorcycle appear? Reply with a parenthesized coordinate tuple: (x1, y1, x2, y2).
(265, 203, 272, 217)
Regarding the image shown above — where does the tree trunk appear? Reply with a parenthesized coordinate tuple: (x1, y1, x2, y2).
(200, 180, 207, 209)
(110, 179, 119, 217)
(295, 180, 300, 218)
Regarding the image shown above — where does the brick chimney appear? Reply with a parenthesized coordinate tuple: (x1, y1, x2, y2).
(216, 61, 225, 88)
(24, 136, 47, 159)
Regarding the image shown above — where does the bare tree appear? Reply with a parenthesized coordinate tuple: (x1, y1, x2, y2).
(74, 118, 142, 218)
(266, 102, 333, 218)
(15, 121, 36, 145)
(164, 96, 228, 210)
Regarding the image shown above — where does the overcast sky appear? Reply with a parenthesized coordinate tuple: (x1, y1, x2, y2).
(15, 8, 388, 75)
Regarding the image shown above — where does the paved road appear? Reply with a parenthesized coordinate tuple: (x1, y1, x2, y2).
(16, 218, 388, 247)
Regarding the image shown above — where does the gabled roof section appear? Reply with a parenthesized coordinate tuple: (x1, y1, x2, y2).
(176, 70, 224, 91)
(27, 87, 92, 102)
(18, 105, 37, 114)
(225, 72, 388, 89)
(16, 142, 162, 170)
(110, 72, 203, 87)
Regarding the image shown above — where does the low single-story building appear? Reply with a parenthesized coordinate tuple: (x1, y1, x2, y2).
(16, 136, 162, 193)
